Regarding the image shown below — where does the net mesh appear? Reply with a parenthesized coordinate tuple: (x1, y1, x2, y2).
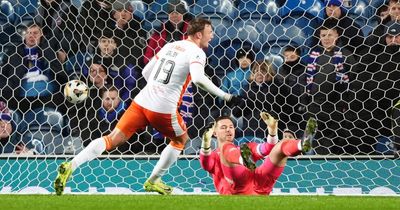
(0, 0, 399, 194)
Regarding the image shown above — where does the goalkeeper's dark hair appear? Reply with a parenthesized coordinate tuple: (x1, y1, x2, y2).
(187, 18, 212, 36)
(214, 115, 234, 126)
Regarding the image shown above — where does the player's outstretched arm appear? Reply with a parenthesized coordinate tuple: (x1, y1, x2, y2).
(260, 112, 278, 136)
(190, 64, 245, 107)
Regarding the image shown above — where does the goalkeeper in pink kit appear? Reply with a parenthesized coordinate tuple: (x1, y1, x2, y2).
(199, 112, 317, 195)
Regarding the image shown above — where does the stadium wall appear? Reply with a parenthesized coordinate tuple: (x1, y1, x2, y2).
(0, 157, 399, 195)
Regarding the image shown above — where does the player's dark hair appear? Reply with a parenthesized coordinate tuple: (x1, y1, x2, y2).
(187, 18, 212, 36)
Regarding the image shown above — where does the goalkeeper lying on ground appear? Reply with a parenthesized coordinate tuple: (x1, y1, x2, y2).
(199, 112, 317, 195)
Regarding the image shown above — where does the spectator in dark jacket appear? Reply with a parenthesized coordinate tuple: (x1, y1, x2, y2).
(317, 0, 365, 55)
(108, 0, 147, 68)
(365, 0, 400, 51)
(355, 21, 400, 154)
(305, 23, 359, 155)
(35, 0, 80, 57)
(275, 46, 307, 138)
(0, 23, 66, 113)
(79, 0, 113, 50)
(143, 1, 190, 64)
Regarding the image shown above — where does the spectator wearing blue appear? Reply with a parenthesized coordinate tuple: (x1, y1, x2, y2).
(35, 0, 80, 58)
(305, 21, 359, 155)
(318, 0, 365, 55)
(82, 30, 140, 103)
(221, 48, 255, 97)
(0, 23, 66, 113)
(99, 86, 126, 123)
(68, 61, 108, 143)
(80, 86, 128, 148)
(0, 100, 14, 153)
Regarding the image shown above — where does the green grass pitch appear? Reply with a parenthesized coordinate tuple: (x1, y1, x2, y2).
(1, 195, 399, 210)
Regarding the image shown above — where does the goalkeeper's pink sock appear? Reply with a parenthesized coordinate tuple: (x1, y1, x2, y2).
(247, 142, 275, 161)
(71, 137, 106, 171)
(281, 139, 302, 157)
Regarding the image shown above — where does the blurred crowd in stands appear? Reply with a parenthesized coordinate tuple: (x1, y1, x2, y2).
(0, 0, 399, 157)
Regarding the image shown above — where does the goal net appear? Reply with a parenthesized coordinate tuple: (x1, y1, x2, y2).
(0, 0, 399, 195)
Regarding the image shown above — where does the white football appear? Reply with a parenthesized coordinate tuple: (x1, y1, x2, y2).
(64, 80, 89, 104)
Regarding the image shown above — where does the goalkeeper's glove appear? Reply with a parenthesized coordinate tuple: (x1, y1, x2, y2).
(260, 112, 278, 136)
(224, 94, 246, 108)
(201, 123, 214, 154)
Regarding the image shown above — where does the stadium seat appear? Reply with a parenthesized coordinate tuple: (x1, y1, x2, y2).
(0, 0, 15, 24)
(346, 0, 373, 36)
(130, 0, 147, 20)
(182, 0, 195, 7)
(0, 44, 12, 66)
(207, 39, 238, 75)
(71, 0, 82, 10)
(224, 20, 266, 50)
(191, 0, 238, 29)
(11, 0, 38, 26)
(365, 16, 380, 36)
(368, 0, 386, 10)
(20, 107, 66, 154)
(192, 0, 239, 71)
(264, 23, 307, 52)
(191, 0, 237, 18)
(237, 0, 278, 23)
(278, 0, 324, 37)
(129, 0, 151, 30)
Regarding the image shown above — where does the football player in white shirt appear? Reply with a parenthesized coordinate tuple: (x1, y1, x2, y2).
(54, 18, 245, 195)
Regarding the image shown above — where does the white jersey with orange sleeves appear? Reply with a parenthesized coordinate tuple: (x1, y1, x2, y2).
(134, 40, 206, 114)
